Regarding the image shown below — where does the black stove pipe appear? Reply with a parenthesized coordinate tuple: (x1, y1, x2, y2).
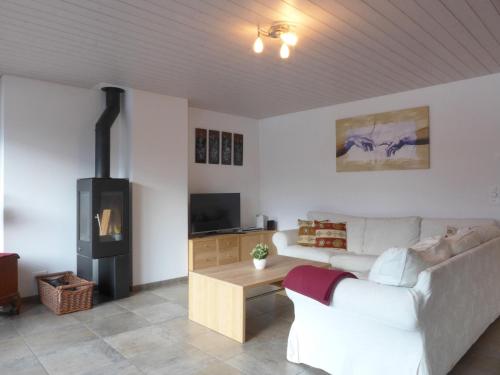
(95, 87, 124, 178)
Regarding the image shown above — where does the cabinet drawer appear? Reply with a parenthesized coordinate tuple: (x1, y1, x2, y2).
(193, 240, 216, 253)
(218, 249, 239, 265)
(192, 240, 217, 269)
(240, 234, 264, 261)
(217, 237, 238, 250)
(193, 252, 217, 269)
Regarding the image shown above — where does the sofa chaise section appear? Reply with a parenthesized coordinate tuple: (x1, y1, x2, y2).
(285, 236, 500, 374)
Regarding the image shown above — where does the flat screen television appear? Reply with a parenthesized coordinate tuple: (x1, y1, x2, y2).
(190, 193, 240, 234)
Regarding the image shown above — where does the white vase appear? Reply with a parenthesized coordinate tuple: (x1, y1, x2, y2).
(253, 258, 267, 270)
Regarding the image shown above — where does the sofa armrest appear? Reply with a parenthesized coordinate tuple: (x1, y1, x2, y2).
(287, 278, 422, 331)
(273, 229, 298, 254)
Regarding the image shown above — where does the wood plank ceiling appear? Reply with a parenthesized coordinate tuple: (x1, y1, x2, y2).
(1, 0, 500, 118)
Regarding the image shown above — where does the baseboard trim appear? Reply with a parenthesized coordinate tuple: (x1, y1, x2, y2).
(19, 277, 188, 301)
(131, 276, 187, 292)
(21, 295, 40, 304)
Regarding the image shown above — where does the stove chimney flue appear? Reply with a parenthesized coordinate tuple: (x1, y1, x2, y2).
(95, 87, 124, 178)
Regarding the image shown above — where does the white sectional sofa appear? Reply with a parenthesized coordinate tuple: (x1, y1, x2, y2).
(273, 211, 495, 274)
(272, 211, 500, 375)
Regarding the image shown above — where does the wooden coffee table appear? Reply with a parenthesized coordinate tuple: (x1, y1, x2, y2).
(188, 255, 329, 343)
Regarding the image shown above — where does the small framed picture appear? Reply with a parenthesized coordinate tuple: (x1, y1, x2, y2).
(221, 132, 232, 165)
(208, 130, 220, 164)
(234, 133, 243, 166)
(195, 128, 207, 163)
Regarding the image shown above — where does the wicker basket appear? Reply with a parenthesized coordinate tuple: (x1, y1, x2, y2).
(36, 271, 94, 315)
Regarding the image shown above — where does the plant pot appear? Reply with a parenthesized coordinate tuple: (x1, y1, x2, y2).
(253, 258, 267, 270)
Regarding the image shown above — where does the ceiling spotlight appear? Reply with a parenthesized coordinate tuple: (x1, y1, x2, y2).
(253, 29, 264, 54)
(252, 22, 298, 59)
(280, 43, 290, 59)
(280, 31, 298, 46)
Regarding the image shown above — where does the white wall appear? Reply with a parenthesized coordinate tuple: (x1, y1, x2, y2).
(1, 75, 99, 296)
(189, 108, 260, 228)
(259, 74, 500, 230)
(0, 76, 5, 250)
(128, 89, 188, 285)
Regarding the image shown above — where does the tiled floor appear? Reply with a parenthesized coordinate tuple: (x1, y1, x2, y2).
(0, 280, 498, 375)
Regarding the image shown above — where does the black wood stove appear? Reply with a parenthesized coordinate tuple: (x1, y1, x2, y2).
(77, 87, 130, 300)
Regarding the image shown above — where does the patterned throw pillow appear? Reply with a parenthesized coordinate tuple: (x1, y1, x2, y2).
(297, 219, 317, 247)
(315, 222, 347, 250)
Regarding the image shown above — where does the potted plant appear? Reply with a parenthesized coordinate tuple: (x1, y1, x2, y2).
(250, 243, 269, 270)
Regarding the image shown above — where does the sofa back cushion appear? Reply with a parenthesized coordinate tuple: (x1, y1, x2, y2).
(363, 217, 421, 255)
(411, 236, 451, 265)
(446, 229, 483, 256)
(314, 222, 347, 250)
(420, 218, 497, 240)
(297, 219, 317, 247)
(307, 211, 365, 253)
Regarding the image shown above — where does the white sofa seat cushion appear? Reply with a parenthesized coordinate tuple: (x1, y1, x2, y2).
(363, 216, 421, 255)
(278, 244, 344, 263)
(307, 211, 365, 253)
(330, 253, 378, 273)
(369, 247, 428, 287)
(420, 218, 497, 240)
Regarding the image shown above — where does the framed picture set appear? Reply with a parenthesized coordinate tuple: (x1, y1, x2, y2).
(194, 128, 243, 166)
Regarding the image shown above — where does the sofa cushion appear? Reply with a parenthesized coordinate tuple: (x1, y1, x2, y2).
(307, 211, 365, 253)
(446, 224, 500, 244)
(472, 224, 500, 243)
(411, 236, 451, 265)
(446, 229, 483, 256)
(362, 216, 421, 255)
(279, 244, 343, 263)
(315, 222, 347, 250)
(330, 253, 378, 273)
(297, 219, 316, 247)
(369, 247, 428, 287)
(420, 218, 497, 240)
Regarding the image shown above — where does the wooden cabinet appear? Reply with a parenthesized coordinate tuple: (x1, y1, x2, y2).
(0, 253, 21, 314)
(189, 231, 276, 271)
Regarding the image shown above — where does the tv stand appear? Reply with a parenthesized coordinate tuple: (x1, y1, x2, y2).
(188, 230, 277, 271)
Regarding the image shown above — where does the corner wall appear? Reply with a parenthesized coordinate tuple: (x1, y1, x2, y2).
(128, 89, 188, 285)
(1, 75, 189, 296)
(259, 74, 500, 230)
(1, 76, 99, 296)
(188, 108, 260, 228)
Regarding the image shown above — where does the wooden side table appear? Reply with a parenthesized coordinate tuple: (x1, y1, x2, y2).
(0, 253, 21, 314)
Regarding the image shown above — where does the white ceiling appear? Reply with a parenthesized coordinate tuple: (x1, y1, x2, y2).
(1, 0, 500, 119)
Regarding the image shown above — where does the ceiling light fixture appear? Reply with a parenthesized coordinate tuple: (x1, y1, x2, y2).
(252, 22, 298, 59)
